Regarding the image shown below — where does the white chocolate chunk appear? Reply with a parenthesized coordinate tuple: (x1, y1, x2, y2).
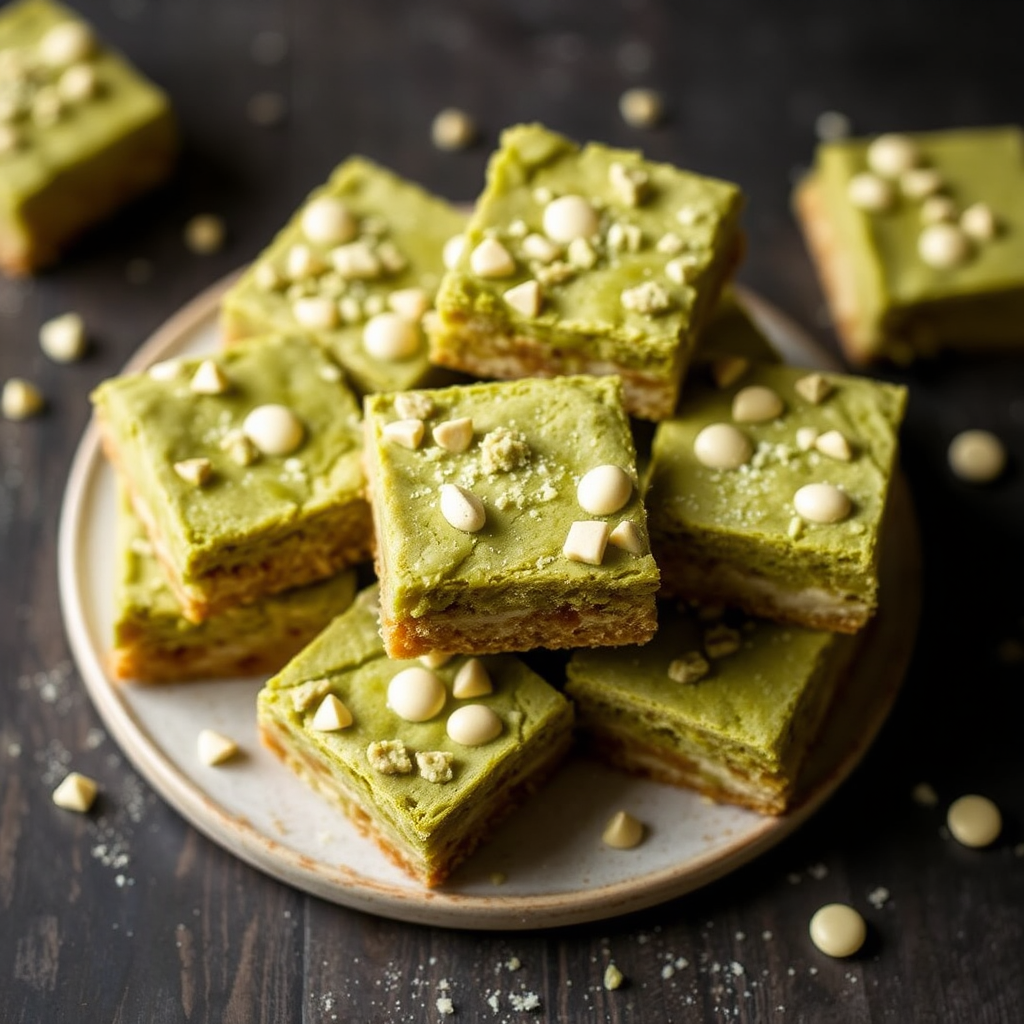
(847, 172, 895, 212)
(184, 214, 226, 254)
(242, 404, 305, 455)
(656, 232, 685, 255)
(543, 195, 599, 243)
(563, 520, 610, 565)
(330, 241, 380, 279)
(918, 222, 971, 269)
(867, 133, 920, 178)
(619, 86, 663, 128)
(387, 667, 447, 722)
(431, 107, 476, 150)
(189, 359, 230, 395)
(416, 750, 455, 784)
(816, 429, 853, 461)
(52, 772, 98, 812)
(39, 22, 94, 66)
(794, 482, 852, 523)
(363, 312, 421, 360)
(197, 729, 239, 766)
(795, 426, 819, 451)
(453, 658, 493, 699)
(602, 810, 645, 849)
(382, 418, 425, 449)
(604, 964, 625, 991)
(521, 233, 560, 263)
(710, 356, 748, 389)
(470, 237, 515, 278)
(286, 243, 326, 280)
(58, 63, 98, 103)
(442, 234, 467, 270)
(621, 281, 672, 316)
(291, 678, 332, 712)
(609, 161, 651, 206)
(567, 237, 598, 270)
(173, 458, 213, 486)
(665, 254, 699, 285)
(301, 196, 357, 246)
(503, 279, 542, 317)
(960, 202, 998, 241)
(948, 429, 1006, 483)
(920, 194, 958, 225)
(388, 287, 430, 321)
(576, 465, 633, 515)
(311, 693, 353, 731)
(420, 650, 452, 669)
(607, 222, 642, 253)
(732, 385, 784, 423)
(376, 241, 407, 275)
(2, 378, 44, 420)
(254, 263, 283, 291)
(668, 651, 710, 684)
(148, 359, 182, 381)
(947, 794, 1002, 848)
(608, 520, 646, 555)
(794, 372, 833, 404)
(440, 483, 486, 532)
(39, 312, 86, 362)
(809, 903, 866, 958)
(900, 167, 943, 199)
(446, 704, 502, 746)
(432, 417, 474, 452)
(693, 423, 753, 470)
(220, 430, 259, 466)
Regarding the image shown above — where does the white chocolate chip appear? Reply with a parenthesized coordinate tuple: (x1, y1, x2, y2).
(311, 693, 353, 731)
(470, 237, 516, 278)
(184, 214, 226, 255)
(173, 458, 213, 486)
(899, 167, 943, 199)
(507, 219, 528, 239)
(242, 404, 305, 455)
(58, 63, 98, 103)
(693, 423, 753, 470)
(608, 161, 651, 206)
(867, 133, 920, 178)
(619, 86, 663, 128)
(602, 810, 645, 849)
(292, 295, 338, 330)
(665, 255, 699, 285)
(918, 222, 971, 269)
(453, 658, 493, 699)
(443, 234, 467, 270)
(946, 794, 1002, 848)
(148, 359, 182, 381)
(816, 430, 853, 461)
(440, 483, 486, 533)
(795, 426, 819, 451)
(39, 22, 95, 67)
(363, 312, 421, 360)
(301, 196, 357, 246)
(608, 520, 646, 555)
(521, 233, 560, 263)
(446, 704, 502, 746)
(621, 281, 672, 316)
(576, 465, 633, 516)
(543, 195, 599, 243)
(503, 279, 542, 317)
(563, 520, 610, 565)
(710, 356, 748, 389)
(52, 772, 98, 812)
(189, 359, 230, 395)
(286, 243, 326, 280)
(382, 418, 425, 449)
(960, 202, 998, 241)
(732, 385, 784, 423)
(794, 372, 833, 405)
(793, 482, 852, 523)
(847, 172, 895, 212)
(420, 650, 452, 669)
(809, 904, 866, 958)
(921, 194, 957, 225)
(2, 378, 44, 420)
(197, 729, 239, 766)
(603, 964, 625, 991)
(39, 312, 86, 362)
(387, 667, 447, 723)
(388, 288, 430, 321)
(948, 429, 1006, 483)
(330, 241, 381, 279)
(431, 107, 477, 150)
(432, 417, 474, 452)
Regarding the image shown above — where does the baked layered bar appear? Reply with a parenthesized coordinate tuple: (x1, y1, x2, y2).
(364, 374, 660, 659)
(794, 126, 1024, 363)
(0, 0, 177, 275)
(111, 494, 357, 683)
(429, 122, 744, 420)
(221, 156, 467, 395)
(566, 600, 859, 814)
(258, 588, 574, 887)
(91, 334, 371, 623)
(645, 362, 906, 633)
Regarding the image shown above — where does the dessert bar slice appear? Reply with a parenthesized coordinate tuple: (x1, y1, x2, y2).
(429, 122, 744, 420)
(364, 374, 660, 659)
(258, 588, 574, 887)
(0, 0, 177, 275)
(645, 362, 906, 633)
(566, 601, 859, 814)
(92, 334, 371, 623)
(221, 156, 466, 395)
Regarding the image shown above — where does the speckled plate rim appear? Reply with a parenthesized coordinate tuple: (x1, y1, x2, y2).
(58, 274, 919, 930)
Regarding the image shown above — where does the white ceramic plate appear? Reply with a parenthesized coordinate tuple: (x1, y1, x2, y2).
(58, 277, 919, 930)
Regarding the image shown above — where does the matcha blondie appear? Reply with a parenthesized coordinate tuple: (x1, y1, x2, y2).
(364, 374, 660, 659)
(0, 0, 177, 275)
(258, 588, 574, 887)
(221, 156, 466, 395)
(429, 123, 744, 420)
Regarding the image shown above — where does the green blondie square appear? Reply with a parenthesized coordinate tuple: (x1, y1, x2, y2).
(566, 601, 858, 814)
(257, 588, 574, 887)
(429, 123, 745, 420)
(645, 362, 906, 633)
(111, 494, 358, 683)
(221, 156, 467, 395)
(0, 0, 177, 275)
(364, 374, 660, 659)
(795, 126, 1024, 363)
(91, 334, 371, 623)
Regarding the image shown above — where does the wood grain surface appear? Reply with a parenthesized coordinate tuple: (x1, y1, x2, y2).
(2, 1, 1023, 1022)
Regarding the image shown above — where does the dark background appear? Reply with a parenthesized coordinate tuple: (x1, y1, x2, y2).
(3, 1, 1024, 1021)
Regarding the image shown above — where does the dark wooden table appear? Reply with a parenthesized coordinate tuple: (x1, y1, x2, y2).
(3, 2, 1024, 1021)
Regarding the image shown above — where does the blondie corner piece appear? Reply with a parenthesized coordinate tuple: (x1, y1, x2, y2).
(220, 156, 467, 395)
(429, 122, 744, 420)
(364, 374, 660, 659)
(91, 334, 371, 623)
(645, 362, 906, 633)
(794, 126, 1024, 364)
(566, 601, 859, 814)
(0, 0, 177, 275)
(257, 588, 574, 888)
(111, 493, 358, 683)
